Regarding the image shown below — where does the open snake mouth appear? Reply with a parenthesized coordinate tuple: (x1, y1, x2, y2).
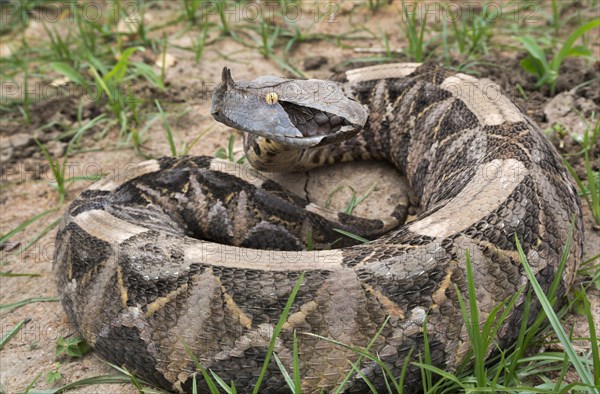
(280, 101, 354, 137)
(211, 67, 367, 148)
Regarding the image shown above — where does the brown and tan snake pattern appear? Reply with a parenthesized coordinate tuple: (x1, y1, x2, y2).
(54, 63, 583, 393)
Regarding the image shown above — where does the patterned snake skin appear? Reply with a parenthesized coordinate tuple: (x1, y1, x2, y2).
(54, 63, 583, 393)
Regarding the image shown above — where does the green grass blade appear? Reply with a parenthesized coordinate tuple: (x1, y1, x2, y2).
(302, 332, 402, 392)
(552, 19, 600, 71)
(132, 62, 165, 90)
(585, 152, 599, 224)
(581, 254, 600, 267)
(454, 249, 486, 388)
(515, 236, 596, 390)
(484, 286, 524, 347)
(0, 317, 31, 351)
(34, 139, 65, 203)
(397, 347, 413, 392)
(86, 53, 108, 75)
(554, 352, 570, 393)
(104, 46, 143, 83)
(411, 362, 468, 390)
(334, 316, 390, 394)
(88, 66, 112, 101)
(0, 208, 56, 245)
(179, 336, 220, 393)
(548, 19, 600, 94)
(0, 272, 41, 277)
(305, 228, 313, 251)
(107, 364, 145, 391)
(22, 372, 42, 394)
(463, 386, 554, 393)
(345, 184, 376, 214)
(577, 287, 600, 387)
(12, 218, 62, 259)
(227, 134, 235, 162)
(273, 353, 295, 393)
(252, 272, 305, 394)
(465, 249, 486, 387)
(519, 56, 545, 79)
(155, 100, 177, 157)
(332, 229, 369, 244)
(516, 36, 549, 70)
(0, 297, 59, 314)
(182, 123, 216, 156)
(210, 370, 235, 394)
(564, 159, 593, 215)
(548, 218, 575, 302)
(27, 374, 153, 394)
(560, 383, 600, 393)
(67, 175, 102, 183)
(504, 289, 533, 386)
(421, 315, 432, 391)
(489, 345, 505, 389)
(348, 361, 378, 393)
(292, 330, 301, 393)
(49, 62, 87, 87)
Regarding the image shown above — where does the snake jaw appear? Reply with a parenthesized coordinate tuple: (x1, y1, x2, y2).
(211, 67, 368, 148)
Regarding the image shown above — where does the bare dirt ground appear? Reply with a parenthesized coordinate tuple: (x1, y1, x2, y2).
(1, 1, 598, 393)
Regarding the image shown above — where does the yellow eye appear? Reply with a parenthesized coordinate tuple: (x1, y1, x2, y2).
(265, 92, 278, 105)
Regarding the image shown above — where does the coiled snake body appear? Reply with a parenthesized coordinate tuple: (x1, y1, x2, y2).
(54, 63, 583, 392)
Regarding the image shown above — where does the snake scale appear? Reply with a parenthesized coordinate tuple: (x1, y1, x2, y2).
(53, 63, 583, 393)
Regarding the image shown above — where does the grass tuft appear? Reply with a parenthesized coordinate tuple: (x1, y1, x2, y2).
(516, 234, 596, 392)
(517, 19, 599, 95)
(252, 272, 305, 393)
(400, 0, 427, 61)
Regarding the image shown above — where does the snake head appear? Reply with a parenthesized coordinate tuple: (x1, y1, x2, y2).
(211, 67, 368, 148)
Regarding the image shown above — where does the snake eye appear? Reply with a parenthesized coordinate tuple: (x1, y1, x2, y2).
(265, 92, 278, 105)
